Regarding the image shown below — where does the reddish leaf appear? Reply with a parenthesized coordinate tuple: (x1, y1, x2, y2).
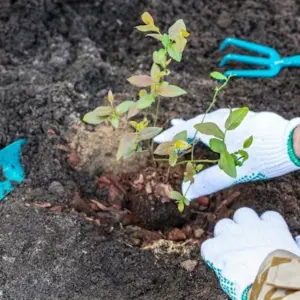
(127, 75, 156, 87)
(156, 85, 187, 97)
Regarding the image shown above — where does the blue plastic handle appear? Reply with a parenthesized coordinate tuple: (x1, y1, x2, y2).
(0, 139, 26, 200)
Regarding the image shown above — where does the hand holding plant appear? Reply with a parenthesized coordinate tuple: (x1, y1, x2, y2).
(83, 12, 253, 212)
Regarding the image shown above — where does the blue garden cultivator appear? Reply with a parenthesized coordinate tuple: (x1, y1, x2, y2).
(219, 37, 300, 78)
(0, 139, 26, 200)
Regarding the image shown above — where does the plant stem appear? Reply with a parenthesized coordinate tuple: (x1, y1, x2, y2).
(191, 77, 230, 160)
(150, 97, 161, 162)
(154, 158, 218, 165)
(154, 96, 161, 127)
(176, 159, 218, 165)
(184, 182, 192, 198)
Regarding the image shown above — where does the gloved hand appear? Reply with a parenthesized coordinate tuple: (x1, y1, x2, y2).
(154, 109, 300, 200)
(201, 207, 300, 300)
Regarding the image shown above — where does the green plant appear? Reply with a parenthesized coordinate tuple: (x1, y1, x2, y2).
(83, 12, 252, 212)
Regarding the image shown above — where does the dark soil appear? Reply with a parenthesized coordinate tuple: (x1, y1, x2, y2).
(1, 0, 300, 299)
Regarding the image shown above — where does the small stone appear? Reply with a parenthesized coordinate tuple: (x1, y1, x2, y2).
(145, 182, 152, 194)
(180, 260, 198, 272)
(48, 181, 65, 195)
(193, 228, 205, 239)
(68, 151, 80, 168)
(131, 238, 141, 246)
(195, 196, 209, 206)
(134, 174, 144, 185)
(154, 183, 173, 199)
(217, 11, 232, 28)
(182, 225, 192, 238)
(168, 228, 186, 241)
(122, 214, 139, 226)
(151, 172, 156, 178)
(207, 213, 217, 222)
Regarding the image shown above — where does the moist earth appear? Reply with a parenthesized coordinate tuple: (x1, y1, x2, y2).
(1, 0, 300, 299)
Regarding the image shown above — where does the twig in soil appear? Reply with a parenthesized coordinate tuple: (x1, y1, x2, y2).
(165, 166, 171, 183)
(216, 191, 241, 212)
(90, 199, 108, 211)
(103, 174, 127, 196)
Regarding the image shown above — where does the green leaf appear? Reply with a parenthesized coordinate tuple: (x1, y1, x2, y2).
(174, 140, 191, 151)
(139, 89, 147, 98)
(178, 201, 184, 212)
(167, 43, 182, 62)
(153, 49, 167, 67)
(185, 161, 195, 183)
(174, 35, 187, 53)
(107, 90, 114, 104)
(210, 71, 228, 81)
(236, 150, 249, 163)
(186, 161, 194, 174)
(156, 85, 186, 97)
(151, 63, 160, 81)
(123, 149, 136, 159)
(116, 101, 135, 114)
(83, 111, 108, 125)
(234, 158, 243, 167)
(137, 94, 155, 109)
(170, 191, 184, 202)
(127, 75, 156, 87)
(146, 33, 162, 41)
(194, 122, 225, 139)
(219, 150, 237, 178)
(196, 164, 204, 172)
(243, 136, 253, 149)
(183, 197, 189, 206)
(173, 130, 187, 142)
(225, 107, 249, 131)
(209, 138, 226, 153)
(130, 118, 149, 132)
(94, 106, 113, 116)
(135, 24, 160, 33)
(110, 115, 119, 128)
(169, 150, 178, 166)
(141, 12, 154, 25)
(154, 142, 174, 155)
(128, 104, 140, 119)
(161, 34, 171, 48)
(138, 127, 162, 141)
(168, 19, 186, 40)
(116, 133, 138, 161)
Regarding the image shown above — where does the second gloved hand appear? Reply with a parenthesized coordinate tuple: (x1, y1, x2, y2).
(154, 109, 300, 200)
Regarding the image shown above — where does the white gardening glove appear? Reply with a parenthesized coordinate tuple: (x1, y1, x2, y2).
(154, 109, 300, 200)
(201, 207, 300, 300)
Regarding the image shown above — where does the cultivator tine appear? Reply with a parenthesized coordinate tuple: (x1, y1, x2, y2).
(220, 37, 280, 58)
(223, 68, 280, 78)
(218, 38, 287, 78)
(219, 54, 270, 67)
